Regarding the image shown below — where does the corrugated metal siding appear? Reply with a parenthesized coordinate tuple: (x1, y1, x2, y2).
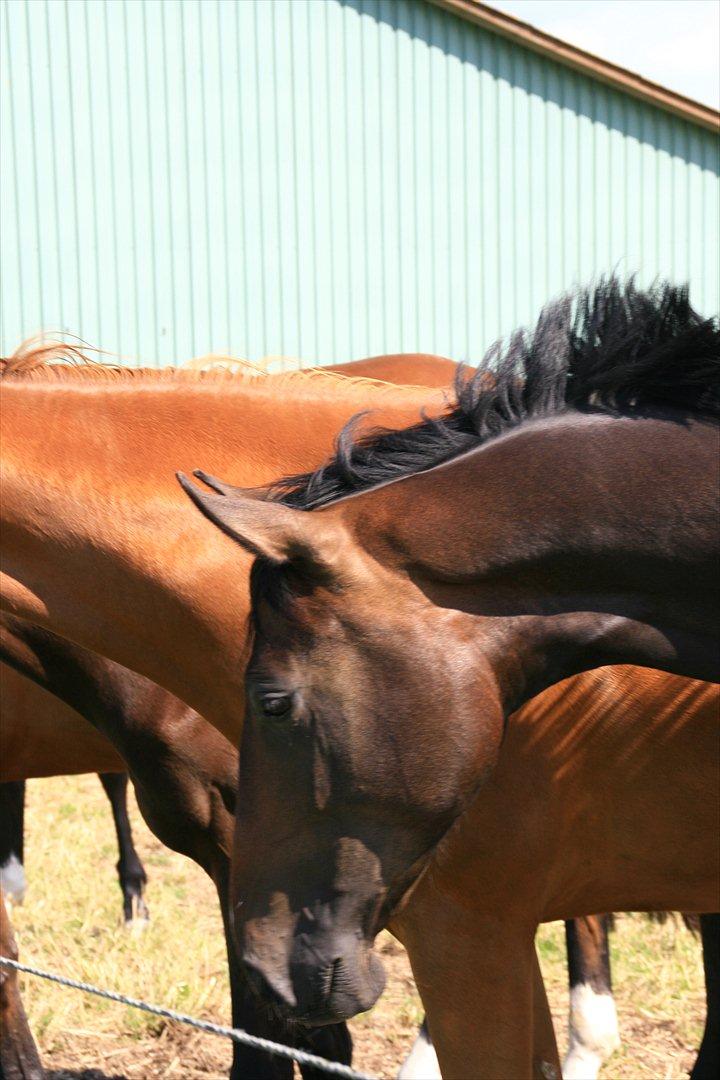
(1, 0, 718, 365)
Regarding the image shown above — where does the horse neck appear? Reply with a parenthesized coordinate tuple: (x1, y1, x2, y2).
(0, 613, 236, 783)
(1, 466, 247, 739)
(344, 411, 720, 709)
(0, 377, 439, 739)
(0, 376, 442, 486)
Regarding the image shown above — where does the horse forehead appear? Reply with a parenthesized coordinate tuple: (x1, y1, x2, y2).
(251, 556, 440, 667)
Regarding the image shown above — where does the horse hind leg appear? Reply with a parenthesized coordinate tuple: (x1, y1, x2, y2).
(563, 915, 620, 1080)
(691, 913, 720, 1080)
(0, 783, 27, 913)
(97, 772, 149, 929)
(0, 890, 44, 1080)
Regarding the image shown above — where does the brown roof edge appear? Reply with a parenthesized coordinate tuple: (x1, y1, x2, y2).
(428, 0, 720, 133)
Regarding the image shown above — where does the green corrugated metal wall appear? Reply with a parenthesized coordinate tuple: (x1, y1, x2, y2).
(1, 0, 718, 365)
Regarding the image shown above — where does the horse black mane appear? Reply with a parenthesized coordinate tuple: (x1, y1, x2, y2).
(268, 278, 719, 511)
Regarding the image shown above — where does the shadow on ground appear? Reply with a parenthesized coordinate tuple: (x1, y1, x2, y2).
(48, 1071, 125, 1080)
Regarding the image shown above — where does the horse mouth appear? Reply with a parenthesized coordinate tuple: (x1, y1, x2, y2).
(293, 952, 386, 1025)
(292, 959, 344, 1024)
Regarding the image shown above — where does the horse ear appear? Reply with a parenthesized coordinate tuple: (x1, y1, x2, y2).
(189, 469, 250, 498)
(177, 472, 342, 573)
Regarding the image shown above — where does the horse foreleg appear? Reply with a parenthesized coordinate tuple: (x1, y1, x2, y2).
(563, 915, 620, 1079)
(0, 890, 44, 1080)
(532, 949, 562, 1080)
(692, 913, 720, 1080)
(0, 782, 26, 910)
(398, 951, 558, 1080)
(394, 890, 560, 1080)
(97, 772, 149, 929)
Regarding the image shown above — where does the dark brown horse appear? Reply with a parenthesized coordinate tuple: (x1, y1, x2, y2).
(3, 342, 710, 1076)
(0, 614, 352, 1080)
(180, 279, 719, 1075)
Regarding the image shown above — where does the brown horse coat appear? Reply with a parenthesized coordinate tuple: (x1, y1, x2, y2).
(0, 666, 124, 781)
(0, 351, 453, 769)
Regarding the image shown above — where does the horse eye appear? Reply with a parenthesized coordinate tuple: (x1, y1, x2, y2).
(259, 693, 293, 719)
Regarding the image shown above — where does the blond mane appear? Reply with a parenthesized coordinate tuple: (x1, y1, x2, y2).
(0, 337, 438, 400)
(0, 339, 267, 383)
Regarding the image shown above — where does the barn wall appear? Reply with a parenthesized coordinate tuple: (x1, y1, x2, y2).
(1, 0, 718, 365)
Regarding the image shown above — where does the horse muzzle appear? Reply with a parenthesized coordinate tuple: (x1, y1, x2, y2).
(242, 929, 386, 1024)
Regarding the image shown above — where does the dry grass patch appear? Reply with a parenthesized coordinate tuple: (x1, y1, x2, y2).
(9, 774, 705, 1078)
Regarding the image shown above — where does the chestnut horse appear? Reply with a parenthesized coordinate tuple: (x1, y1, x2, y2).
(0, 356, 450, 744)
(0, 351, 457, 1078)
(399, 913, 715, 1080)
(320, 354, 460, 385)
(179, 279, 719, 1076)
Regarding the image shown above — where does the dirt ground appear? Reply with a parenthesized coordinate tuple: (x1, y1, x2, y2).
(10, 774, 705, 1079)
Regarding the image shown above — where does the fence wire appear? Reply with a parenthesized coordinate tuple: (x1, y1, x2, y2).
(0, 955, 376, 1080)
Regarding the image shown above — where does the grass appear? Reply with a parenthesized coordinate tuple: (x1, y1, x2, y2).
(9, 773, 705, 1078)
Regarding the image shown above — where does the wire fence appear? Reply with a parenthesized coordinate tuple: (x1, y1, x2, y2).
(0, 955, 376, 1080)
